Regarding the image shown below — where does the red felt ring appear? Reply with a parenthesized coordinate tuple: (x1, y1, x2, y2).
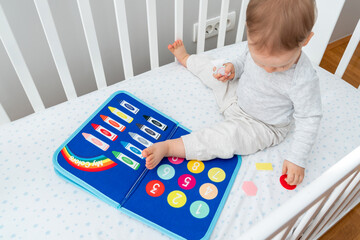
(280, 174, 297, 190)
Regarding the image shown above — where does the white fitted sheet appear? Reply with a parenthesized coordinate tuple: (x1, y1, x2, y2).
(1, 42, 360, 240)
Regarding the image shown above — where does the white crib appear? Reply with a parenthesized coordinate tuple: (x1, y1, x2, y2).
(1, 0, 360, 239)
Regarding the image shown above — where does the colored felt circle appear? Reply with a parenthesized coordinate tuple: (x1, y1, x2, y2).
(168, 156, 184, 165)
(178, 174, 196, 190)
(187, 160, 205, 174)
(199, 183, 218, 200)
(190, 201, 210, 219)
(280, 174, 297, 190)
(157, 164, 175, 180)
(167, 190, 187, 208)
(208, 167, 226, 182)
(146, 180, 165, 197)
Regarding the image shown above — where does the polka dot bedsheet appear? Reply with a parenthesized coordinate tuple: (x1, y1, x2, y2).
(1, 42, 360, 239)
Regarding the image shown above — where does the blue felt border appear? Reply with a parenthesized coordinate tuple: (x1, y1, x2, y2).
(53, 90, 242, 240)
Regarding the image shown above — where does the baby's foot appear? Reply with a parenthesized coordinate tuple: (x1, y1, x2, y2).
(168, 40, 190, 67)
(142, 141, 169, 170)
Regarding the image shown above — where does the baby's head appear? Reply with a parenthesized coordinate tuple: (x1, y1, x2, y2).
(246, 0, 317, 73)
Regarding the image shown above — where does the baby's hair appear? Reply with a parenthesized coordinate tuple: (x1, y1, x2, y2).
(246, 0, 317, 53)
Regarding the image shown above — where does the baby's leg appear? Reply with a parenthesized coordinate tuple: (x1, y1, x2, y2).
(168, 40, 237, 112)
(142, 138, 185, 170)
(168, 40, 190, 67)
(187, 55, 239, 113)
(182, 113, 287, 161)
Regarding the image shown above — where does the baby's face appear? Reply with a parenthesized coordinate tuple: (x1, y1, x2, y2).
(248, 37, 302, 73)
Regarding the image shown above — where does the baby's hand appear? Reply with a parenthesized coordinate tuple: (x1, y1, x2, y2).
(282, 160, 305, 185)
(212, 63, 235, 82)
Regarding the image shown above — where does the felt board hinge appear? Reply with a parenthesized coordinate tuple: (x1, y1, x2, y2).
(167, 124, 179, 141)
(118, 124, 179, 208)
(118, 168, 149, 207)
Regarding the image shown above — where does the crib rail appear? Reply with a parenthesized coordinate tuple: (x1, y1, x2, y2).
(0, 4, 45, 114)
(34, 0, 77, 100)
(240, 146, 360, 240)
(0, 0, 344, 123)
(0, 0, 245, 123)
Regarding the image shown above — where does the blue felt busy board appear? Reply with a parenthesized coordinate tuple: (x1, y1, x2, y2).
(53, 91, 242, 240)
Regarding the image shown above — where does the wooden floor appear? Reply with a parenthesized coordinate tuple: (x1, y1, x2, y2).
(319, 35, 360, 88)
(318, 36, 360, 240)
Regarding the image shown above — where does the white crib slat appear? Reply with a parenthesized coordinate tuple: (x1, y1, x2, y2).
(0, 103, 10, 125)
(196, 0, 208, 54)
(0, 5, 45, 113)
(217, 0, 230, 48)
(175, 0, 184, 41)
(340, 186, 360, 217)
(279, 218, 297, 240)
(320, 172, 360, 225)
(271, 228, 287, 240)
(146, 0, 159, 69)
(306, 171, 360, 239)
(290, 196, 328, 240)
(235, 0, 249, 43)
(299, 172, 356, 239)
(114, 0, 134, 79)
(34, 0, 77, 100)
(335, 19, 360, 78)
(312, 186, 360, 239)
(174, 0, 183, 62)
(174, 0, 184, 62)
(303, 0, 345, 65)
(77, 0, 107, 89)
(331, 183, 360, 222)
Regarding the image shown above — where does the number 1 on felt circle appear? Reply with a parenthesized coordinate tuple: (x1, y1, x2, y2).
(190, 201, 209, 218)
(196, 204, 203, 215)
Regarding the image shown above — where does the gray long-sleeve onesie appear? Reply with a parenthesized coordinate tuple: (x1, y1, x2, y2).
(232, 48, 322, 168)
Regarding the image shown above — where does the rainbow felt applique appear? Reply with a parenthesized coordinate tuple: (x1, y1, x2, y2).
(60, 145, 117, 172)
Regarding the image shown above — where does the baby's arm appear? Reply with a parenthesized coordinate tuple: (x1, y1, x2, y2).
(213, 46, 248, 82)
(286, 66, 322, 185)
(213, 63, 235, 82)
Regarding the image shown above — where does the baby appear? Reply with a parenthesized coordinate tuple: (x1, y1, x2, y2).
(142, 0, 322, 186)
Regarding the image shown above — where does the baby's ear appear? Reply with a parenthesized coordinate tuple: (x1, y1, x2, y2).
(302, 32, 314, 47)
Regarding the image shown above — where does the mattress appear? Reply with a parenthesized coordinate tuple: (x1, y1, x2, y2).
(1, 41, 360, 239)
